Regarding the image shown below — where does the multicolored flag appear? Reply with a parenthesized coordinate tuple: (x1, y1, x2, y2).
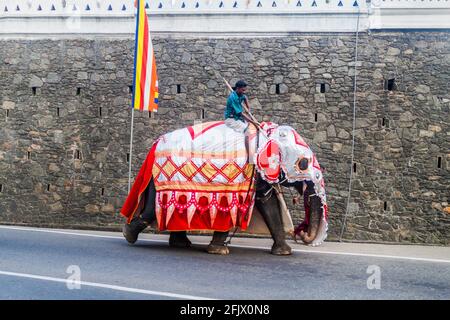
(132, 0, 159, 112)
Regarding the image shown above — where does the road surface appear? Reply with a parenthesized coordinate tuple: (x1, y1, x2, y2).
(0, 225, 449, 300)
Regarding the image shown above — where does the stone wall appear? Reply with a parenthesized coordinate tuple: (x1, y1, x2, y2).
(0, 32, 449, 244)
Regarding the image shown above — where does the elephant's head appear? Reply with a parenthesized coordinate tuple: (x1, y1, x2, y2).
(254, 123, 328, 246)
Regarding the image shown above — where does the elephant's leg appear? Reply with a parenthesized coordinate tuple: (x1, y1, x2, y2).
(140, 179, 157, 223)
(207, 231, 230, 255)
(169, 231, 192, 248)
(122, 179, 156, 244)
(256, 194, 292, 256)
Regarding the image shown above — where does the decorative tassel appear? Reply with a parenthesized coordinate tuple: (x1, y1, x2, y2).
(155, 196, 163, 227)
(187, 205, 196, 228)
(229, 206, 238, 226)
(209, 206, 218, 227)
(166, 203, 175, 227)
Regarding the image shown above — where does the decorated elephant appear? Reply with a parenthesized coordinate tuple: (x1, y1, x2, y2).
(121, 121, 328, 255)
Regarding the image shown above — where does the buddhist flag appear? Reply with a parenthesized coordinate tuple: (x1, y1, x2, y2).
(132, 0, 159, 112)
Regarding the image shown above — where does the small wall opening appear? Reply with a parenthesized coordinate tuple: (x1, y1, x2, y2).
(200, 108, 205, 119)
(101, 188, 105, 196)
(57, 107, 60, 117)
(149, 111, 155, 119)
(177, 84, 181, 94)
(314, 113, 318, 122)
(47, 184, 51, 192)
(74, 150, 81, 160)
(384, 79, 396, 91)
(76, 88, 81, 96)
(275, 84, 281, 95)
(126, 153, 130, 163)
(0, 184, 3, 193)
(32, 87, 37, 95)
(353, 163, 357, 173)
(128, 85, 133, 94)
(379, 117, 390, 128)
(98, 107, 102, 118)
(383, 201, 388, 211)
(320, 83, 326, 93)
(437, 156, 442, 169)
(6, 110, 9, 118)
(27, 151, 31, 160)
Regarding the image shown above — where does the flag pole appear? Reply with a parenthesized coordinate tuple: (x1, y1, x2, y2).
(127, 0, 158, 193)
(128, 109, 135, 193)
(128, 0, 140, 193)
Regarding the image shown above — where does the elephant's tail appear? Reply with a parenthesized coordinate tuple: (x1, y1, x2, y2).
(120, 140, 159, 223)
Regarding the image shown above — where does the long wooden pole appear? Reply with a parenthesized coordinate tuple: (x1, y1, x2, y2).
(127, 109, 135, 193)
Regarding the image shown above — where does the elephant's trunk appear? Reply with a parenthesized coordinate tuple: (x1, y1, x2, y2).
(300, 195, 322, 244)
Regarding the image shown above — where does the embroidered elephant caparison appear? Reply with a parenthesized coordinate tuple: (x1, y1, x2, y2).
(121, 121, 328, 254)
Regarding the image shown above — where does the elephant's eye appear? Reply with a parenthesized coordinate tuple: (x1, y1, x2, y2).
(295, 157, 310, 172)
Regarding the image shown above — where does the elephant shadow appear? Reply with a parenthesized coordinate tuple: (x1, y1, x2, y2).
(120, 239, 282, 257)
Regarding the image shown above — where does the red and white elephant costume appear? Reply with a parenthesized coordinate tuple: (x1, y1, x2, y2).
(121, 121, 328, 246)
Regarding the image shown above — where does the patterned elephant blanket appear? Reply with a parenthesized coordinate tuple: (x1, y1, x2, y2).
(121, 121, 259, 232)
(121, 120, 328, 243)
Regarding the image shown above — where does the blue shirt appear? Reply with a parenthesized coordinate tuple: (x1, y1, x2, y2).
(224, 91, 247, 121)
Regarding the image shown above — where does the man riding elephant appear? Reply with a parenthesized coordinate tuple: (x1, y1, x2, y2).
(224, 80, 250, 133)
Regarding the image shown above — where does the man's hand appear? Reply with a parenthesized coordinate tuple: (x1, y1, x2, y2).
(242, 113, 261, 129)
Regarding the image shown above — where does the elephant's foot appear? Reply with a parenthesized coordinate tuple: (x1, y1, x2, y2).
(122, 216, 149, 244)
(169, 232, 192, 248)
(207, 231, 229, 255)
(207, 231, 230, 255)
(271, 242, 292, 256)
(207, 244, 230, 255)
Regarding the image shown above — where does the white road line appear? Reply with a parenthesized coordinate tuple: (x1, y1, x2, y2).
(1, 225, 449, 264)
(0, 270, 215, 300)
(229, 244, 450, 264)
(0, 225, 165, 242)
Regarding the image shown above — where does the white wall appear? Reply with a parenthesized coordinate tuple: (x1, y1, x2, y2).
(0, 0, 448, 37)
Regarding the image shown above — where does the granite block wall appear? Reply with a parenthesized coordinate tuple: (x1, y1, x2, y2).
(0, 32, 449, 244)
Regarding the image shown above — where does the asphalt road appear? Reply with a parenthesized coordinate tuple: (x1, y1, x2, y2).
(0, 225, 449, 300)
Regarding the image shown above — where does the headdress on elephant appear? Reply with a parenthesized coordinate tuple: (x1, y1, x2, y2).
(254, 125, 327, 206)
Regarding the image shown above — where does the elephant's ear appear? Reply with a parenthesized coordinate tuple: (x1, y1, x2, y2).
(255, 140, 281, 183)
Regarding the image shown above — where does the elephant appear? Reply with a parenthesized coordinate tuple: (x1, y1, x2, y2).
(121, 121, 328, 255)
